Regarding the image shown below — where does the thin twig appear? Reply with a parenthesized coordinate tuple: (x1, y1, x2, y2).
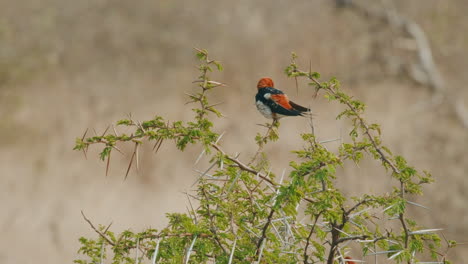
(81, 211, 115, 246)
(211, 143, 276, 187)
(248, 121, 275, 165)
(303, 212, 322, 264)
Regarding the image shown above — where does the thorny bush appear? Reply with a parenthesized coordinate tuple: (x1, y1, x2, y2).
(73, 49, 455, 264)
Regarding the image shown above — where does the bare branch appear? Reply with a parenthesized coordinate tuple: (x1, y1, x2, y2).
(211, 143, 277, 187)
(81, 211, 115, 246)
(303, 212, 322, 264)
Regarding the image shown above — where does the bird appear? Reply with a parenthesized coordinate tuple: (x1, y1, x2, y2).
(255, 77, 310, 121)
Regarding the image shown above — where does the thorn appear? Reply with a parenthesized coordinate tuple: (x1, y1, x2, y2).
(192, 162, 217, 186)
(319, 138, 341, 144)
(112, 146, 125, 156)
(406, 200, 430, 210)
(228, 238, 237, 264)
(124, 144, 137, 180)
(194, 148, 206, 165)
(104, 221, 113, 234)
(135, 143, 140, 172)
(295, 76, 299, 95)
(185, 192, 198, 224)
(184, 235, 198, 264)
(81, 129, 89, 159)
(81, 128, 89, 141)
(151, 238, 161, 264)
(184, 92, 198, 98)
(153, 138, 164, 154)
(136, 120, 144, 132)
(152, 138, 161, 151)
(313, 88, 319, 99)
(106, 150, 111, 177)
(215, 131, 226, 144)
(156, 138, 164, 154)
(409, 228, 443, 235)
(207, 101, 225, 108)
(84, 145, 89, 159)
(101, 125, 110, 137)
(112, 125, 119, 137)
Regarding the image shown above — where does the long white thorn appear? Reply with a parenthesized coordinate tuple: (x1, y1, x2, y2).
(151, 238, 161, 264)
(228, 238, 237, 264)
(184, 235, 198, 264)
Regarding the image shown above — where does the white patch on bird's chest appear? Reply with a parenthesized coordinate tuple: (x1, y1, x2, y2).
(256, 100, 285, 120)
(256, 100, 273, 119)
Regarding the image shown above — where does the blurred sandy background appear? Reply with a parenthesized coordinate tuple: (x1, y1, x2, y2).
(0, 0, 467, 263)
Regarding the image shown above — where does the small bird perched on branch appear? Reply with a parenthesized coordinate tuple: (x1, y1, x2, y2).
(255, 77, 310, 121)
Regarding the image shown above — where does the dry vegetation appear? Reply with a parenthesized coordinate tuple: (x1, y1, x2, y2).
(0, 0, 466, 263)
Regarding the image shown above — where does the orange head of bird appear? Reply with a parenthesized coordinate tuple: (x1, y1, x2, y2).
(257, 77, 274, 90)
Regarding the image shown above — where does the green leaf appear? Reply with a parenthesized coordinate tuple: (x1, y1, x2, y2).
(214, 61, 223, 71)
(311, 72, 321, 79)
(117, 119, 132, 126)
(99, 146, 111, 161)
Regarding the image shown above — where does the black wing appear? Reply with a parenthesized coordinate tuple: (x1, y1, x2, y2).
(290, 101, 310, 112)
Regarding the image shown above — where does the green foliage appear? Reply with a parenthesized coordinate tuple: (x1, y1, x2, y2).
(74, 50, 454, 264)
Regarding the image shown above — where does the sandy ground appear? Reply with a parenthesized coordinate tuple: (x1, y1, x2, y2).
(0, 0, 467, 263)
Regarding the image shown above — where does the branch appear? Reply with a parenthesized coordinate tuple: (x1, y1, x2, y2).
(336, 235, 369, 244)
(82, 211, 213, 245)
(399, 181, 410, 252)
(201, 187, 228, 254)
(248, 121, 276, 165)
(81, 211, 115, 246)
(308, 76, 401, 175)
(255, 208, 276, 259)
(211, 143, 277, 187)
(346, 198, 375, 215)
(303, 212, 322, 264)
(327, 222, 340, 264)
